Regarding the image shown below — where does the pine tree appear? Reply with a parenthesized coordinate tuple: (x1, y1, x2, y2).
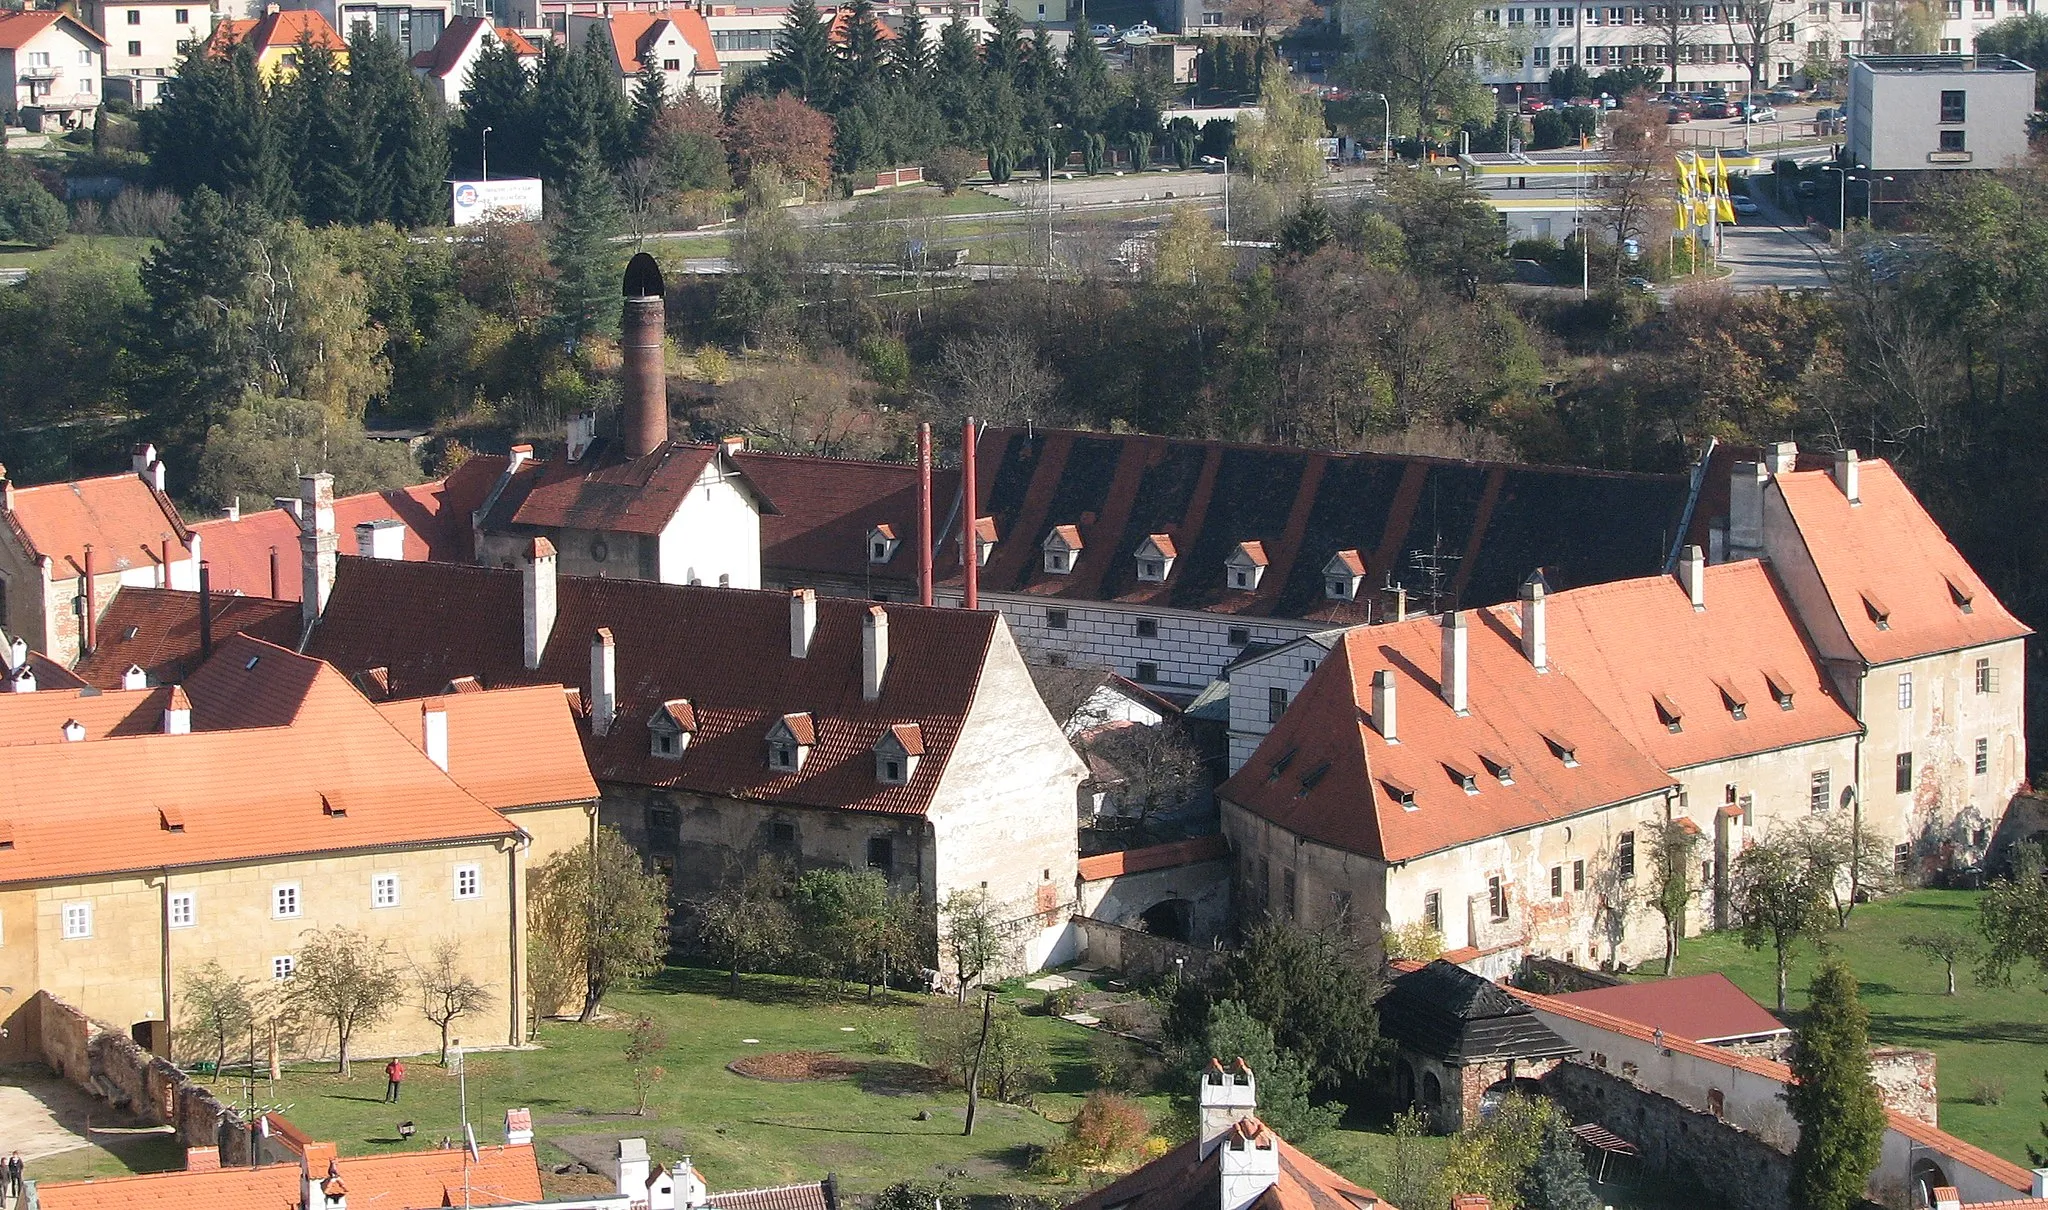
(933, 8, 984, 143)
(138, 187, 266, 460)
(983, 5, 1023, 78)
(390, 85, 450, 227)
(891, 4, 931, 83)
(1061, 11, 1113, 134)
(346, 26, 424, 222)
(580, 25, 631, 168)
(548, 144, 623, 346)
(221, 39, 295, 216)
(1788, 960, 1887, 1210)
(837, 0, 887, 96)
(534, 39, 599, 186)
(287, 38, 362, 225)
(629, 60, 668, 155)
(1518, 1114, 1600, 1210)
(456, 36, 536, 179)
(760, 0, 837, 104)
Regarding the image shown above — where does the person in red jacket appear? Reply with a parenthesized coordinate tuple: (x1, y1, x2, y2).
(385, 1058, 406, 1103)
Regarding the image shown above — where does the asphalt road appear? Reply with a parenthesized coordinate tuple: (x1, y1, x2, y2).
(1714, 185, 1836, 293)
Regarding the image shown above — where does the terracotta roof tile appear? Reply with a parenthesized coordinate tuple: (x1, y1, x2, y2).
(598, 9, 721, 76)
(36, 1144, 542, 1210)
(2, 472, 189, 577)
(1076, 834, 1229, 880)
(498, 443, 776, 537)
(1775, 459, 2028, 664)
(0, 686, 175, 745)
(0, 11, 105, 49)
(71, 588, 300, 689)
(708, 1183, 835, 1210)
(732, 449, 956, 583)
(304, 558, 1000, 816)
(1221, 608, 1672, 863)
(1551, 973, 1787, 1043)
(207, 8, 345, 54)
(1066, 1125, 1393, 1210)
(373, 685, 599, 811)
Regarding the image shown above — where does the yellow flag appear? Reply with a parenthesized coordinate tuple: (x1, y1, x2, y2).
(1713, 149, 1737, 223)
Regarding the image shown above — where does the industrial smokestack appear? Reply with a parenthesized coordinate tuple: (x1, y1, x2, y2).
(621, 253, 668, 459)
(198, 561, 214, 662)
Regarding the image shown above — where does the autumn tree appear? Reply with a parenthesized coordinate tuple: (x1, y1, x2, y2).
(1645, 818, 1701, 976)
(1082, 721, 1207, 831)
(1224, 0, 1320, 39)
(285, 927, 405, 1075)
(728, 94, 837, 194)
(178, 962, 257, 1077)
(694, 856, 797, 992)
(415, 939, 494, 1065)
(1594, 98, 1672, 282)
(791, 867, 922, 996)
(1344, 0, 1508, 138)
(1788, 960, 1887, 1210)
(941, 887, 1014, 1000)
(529, 825, 673, 1022)
(1235, 72, 1324, 185)
(624, 1013, 670, 1114)
(1040, 1091, 1151, 1176)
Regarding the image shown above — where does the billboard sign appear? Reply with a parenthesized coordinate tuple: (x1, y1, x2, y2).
(451, 178, 544, 226)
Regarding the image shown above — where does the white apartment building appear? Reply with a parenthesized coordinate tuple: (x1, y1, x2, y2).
(0, 11, 105, 129)
(82, 0, 212, 106)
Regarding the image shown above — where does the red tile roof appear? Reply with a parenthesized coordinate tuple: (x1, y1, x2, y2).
(1066, 1121, 1395, 1210)
(1552, 973, 1787, 1043)
(70, 588, 300, 689)
(190, 459, 502, 600)
(708, 1182, 836, 1210)
(1, 471, 189, 579)
(1539, 561, 1859, 772)
(0, 11, 105, 49)
(826, 6, 898, 41)
(945, 428, 1690, 624)
(732, 449, 958, 583)
(495, 443, 772, 537)
(1076, 834, 1229, 881)
(1773, 460, 2029, 665)
(497, 26, 540, 54)
(1220, 608, 1672, 864)
(374, 684, 599, 811)
(602, 9, 721, 75)
(305, 558, 1001, 815)
(36, 1143, 543, 1210)
(0, 686, 175, 746)
(207, 8, 346, 54)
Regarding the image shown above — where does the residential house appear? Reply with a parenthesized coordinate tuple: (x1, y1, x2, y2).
(566, 9, 722, 103)
(82, 0, 212, 106)
(205, 9, 349, 76)
(1224, 628, 1346, 772)
(409, 15, 539, 105)
(701, 2, 987, 77)
(68, 586, 300, 688)
(0, 11, 104, 130)
(937, 428, 1693, 695)
(283, 0, 451, 62)
(302, 548, 1089, 976)
(0, 632, 598, 1061)
(0, 447, 197, 669)
(1848, 55, 2036, 184)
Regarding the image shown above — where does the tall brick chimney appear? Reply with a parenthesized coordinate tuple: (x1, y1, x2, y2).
(298, 473, 337, 628)
(621, 253, 668, 459)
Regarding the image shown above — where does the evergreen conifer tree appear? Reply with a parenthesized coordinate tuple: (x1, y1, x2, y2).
(138, 187, 266, 459)
(983, 5, 1023, 78)
(629, 60, 668, 155)
(838, 0, 887, 96)
(288, 38, 363, 224)
(222, 39, 295, 216)
(1061, 10, 1113, 133)
(580, 26, 631, 168)
(933, 8, 984, 141)
(761, 0, 837, 104)
(1518, 1114, 1600, 1210)
(891, 4, 931, 82)
(548, 144, 623, 346)
(456, 36, 536, 178)
(346, 26, 424, 222)
(1788, 960, 1887, 1210)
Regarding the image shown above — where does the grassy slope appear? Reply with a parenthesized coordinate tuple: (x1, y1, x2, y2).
(0, 235, 156, 271)
(1640, 889, 2047, 1164)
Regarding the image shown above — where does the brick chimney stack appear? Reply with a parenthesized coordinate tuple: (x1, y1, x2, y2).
(621, 253, 668, 458)
(298, 473, 337, 628)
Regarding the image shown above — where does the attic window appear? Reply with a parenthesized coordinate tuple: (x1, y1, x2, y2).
(1477, 750, 1514, 785)
(1443, 761, 1479, 795)
(868, 525, 900, 565)
(1323, 550, 1365, 601)
(158, 807, 185, 833)
(1763, 669, 1795, 711)
(122, 626, 140, 641)
(1716, 680, 1748, 721)
(1297, 762, 1329, 796)
(648, 699, 697, 759)
(320, 795, 346, 818)
(1540, 732, 1579, 767)
(1380, 778, 1417, 810)
(1266, 748, 1297, 782)
(1862, 592, 1891, 631)
(1653, 694, 1683, 734)
(0, 821, 13, 849)
(769, 741, 799, 770)
(1225, 541, 1268, 592)
(244, 655, 261, 670)
(767, 713, 814, 772)
(1946, 576, 1975, 614)
(1135, 535, 1177, 583)
(875, 724, 923, 785)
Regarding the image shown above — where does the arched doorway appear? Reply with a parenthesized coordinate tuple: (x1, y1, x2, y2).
(1911, 1159, 1952, 1208)
(1138, 898, 1194, 941)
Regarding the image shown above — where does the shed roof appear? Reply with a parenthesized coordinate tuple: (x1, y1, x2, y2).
(1377, 960, 1576, 1064)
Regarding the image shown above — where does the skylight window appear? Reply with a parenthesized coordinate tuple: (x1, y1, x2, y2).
(1947, 576, 1975, 614)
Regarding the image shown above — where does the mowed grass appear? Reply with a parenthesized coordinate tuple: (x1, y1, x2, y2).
(0, 235, 156, 271)
(1635, 889, 2048, 1163)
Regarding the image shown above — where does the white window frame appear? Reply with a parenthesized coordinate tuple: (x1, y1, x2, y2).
(272, 955, 296, 980)
(1897, 672, 1913, 710)
(272, 882, 301, 919)
(168, 891, 196, 929)
(453, 863, 482, 900)
(62, 901, 92, 939)
(371, 873, 400, 909)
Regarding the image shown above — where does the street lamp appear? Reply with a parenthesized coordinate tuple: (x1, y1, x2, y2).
(1817, 161, 1864, 246)
(1200, 154, 1230, 241)
(481, 125, 492, 183)
(1868, 174, 1894, 223)
(1365, 91, 1392, 168)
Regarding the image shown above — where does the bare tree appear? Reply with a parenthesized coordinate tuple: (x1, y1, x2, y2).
(1595, 99, 1673, 282)
(1223, 0, 1319, 38)
(1638, 3, 1715, 89)
(623, 1014, 670, 1115)
(286, 927, 405, 1075)
(416, 939, 494, 1066)
(1344, 0, 1514, 138)
(1723, 0, 1791, 104)
(1081, 721, 1207, 832)
(935, 328, 1060, 429)
(178, 962, 256, 1078)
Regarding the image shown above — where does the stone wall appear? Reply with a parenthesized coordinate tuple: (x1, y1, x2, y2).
(1870, 1047, 1938, 1126)
(22, 991, 243, 1159)
(1541, 1060, 1792, 1210)
(1071, 915, 1219, 981)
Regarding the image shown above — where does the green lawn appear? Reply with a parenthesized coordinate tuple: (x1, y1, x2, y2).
(0, 235, 156, 271)
(28, 1132, 183, 1184)
(1637, 890, 2048, 1164)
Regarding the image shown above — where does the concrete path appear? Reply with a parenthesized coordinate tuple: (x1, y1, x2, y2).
(0, 1075, 104, 1163)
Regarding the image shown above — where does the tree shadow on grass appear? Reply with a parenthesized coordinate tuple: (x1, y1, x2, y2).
(1865, 1011, 2048, 1046)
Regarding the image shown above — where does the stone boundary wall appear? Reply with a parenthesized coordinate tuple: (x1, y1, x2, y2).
(1070, 914, 1220, 980)
(1541, 1060, 1793, 1210)
(23, 991, 247, 1162)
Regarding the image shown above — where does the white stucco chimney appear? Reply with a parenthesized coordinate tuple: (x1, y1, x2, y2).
(508, 443, 534, 473)
(591, 629, 617, 737)
(2032, 1169, 2048, 1197)
(1218, 1123, 1281, 1210)
(133, 443, 165, 491)
(1371, 668, 1398, 743)
(1678, 545, 1705, 611)
(423, 703, 449, 771)
(354, 518, 406, 560)
(1833, 448, 1860, 504)
(566, 412, 598, 463)
(121, 664, 147, 691)
(1439, 611, 1468, 714)
(789, 589, 817, 659)
(62, 719, 85, 742)
(862, 605, 889, 702)
(298, 472, 336, 628)
(1198, 1059, 1259, 1158)
(8, 665, 33, 694)
(1763, 440, 1798, 474)
(1519, 574, 1547, 672)
(671, 1156, 709, 1210)
(1932, 1187, 1961, 1210)
(617, 1139, 651, 1203)
(522, 538, 557, 672)
(163, 687, 191, 735)
(3, 634, 23, 673)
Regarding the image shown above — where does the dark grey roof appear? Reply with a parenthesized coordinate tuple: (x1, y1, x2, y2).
(1376, 960, 1578, 1065)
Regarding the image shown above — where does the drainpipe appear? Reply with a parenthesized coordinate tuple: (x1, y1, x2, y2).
(159, 871, 172, 1055)
(961, 417, 979, 612)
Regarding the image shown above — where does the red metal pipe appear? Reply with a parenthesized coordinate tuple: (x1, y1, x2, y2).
(917, 422, 933, 608)
(160, 539, 171, 588)
(81, 544, 95, 655)
(961, 416, 978, 612)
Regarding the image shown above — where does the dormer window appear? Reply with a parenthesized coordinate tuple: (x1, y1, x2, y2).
(1444, 761, 1479, 795)
(874, 723, 923, 785)
(1946, 576, 1974, 614)
(1716, 680, 1748, 721)
(1323, 549, 1365, 601)
(1653, 694, 1683, 734)
(1135, 534, 1177, 583)
(1226, 541, 1269, 592)
(1540, 731, 1579, 767)
(1381, 777, 1417, 810)
(868, 525, 900, 565)
(767, 712, 815, 772)
(1764, 669, 1795, 711)
(649, 698, 697, 759)
(1862, 592, 1891, 631)
(1042, 524, 1083, 575)
(1477, 750, 1514, 785)
(966, 516, 998, 567)
(1266, 747, 1297, 782)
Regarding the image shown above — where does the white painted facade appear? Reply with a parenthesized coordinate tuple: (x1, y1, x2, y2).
(656, 458, 762, 589)
(1225, 630, 1345, 773)
(0, 14, 104, 126)
(1848, 55, 2035, 173)
(85, 0, 212, 105)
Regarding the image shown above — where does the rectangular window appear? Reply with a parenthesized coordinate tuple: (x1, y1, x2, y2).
(453, 864, 481, 900)
(1228, 626, 1250, 646)
(1559, 4, 1575, 20)
(273, 883, 300, 919)
(1896, 751, 1913, 793)
(1536, 5, 1552, 21)
(1619, 831, 1636, 880)
(1046, 608, 1068, 630)
(1941, 36, 1962, 50)
(1550, 865, 1564, 897)
(168, 892, 195, 929)
(127, 8, 141, 21)
(1810, 769, 1831, 812)
(1136, 618, 1158, 638)
(1135, 661, 1159, 683)
(127, 40, 142, 56)
(62, 901, 92, 939)
(1975, 737, 1989, 775)
(1423, 890, 1443, 933)
(1573, 859, 1585, 891)
(867, 837, 893, 872)
(1977, 657, 1996, 692)
(1201, 10, 1222, 21)
(1894, 842, 1911, 875)
(372, 874, 399, 909)
(273, 955, 295, 980)
(662, 57, 680, 70)
(1897, 673, 1913, 710)
(1534, 45, 1551, 65)
(1508, 6, 1526, 22)
(1282, 868, 1298, 920)
(771, 820, 796, 846)
(175, 7, 188, 20)
(1488, 876, 1509, 921)
(1268, 686, 1289, 723)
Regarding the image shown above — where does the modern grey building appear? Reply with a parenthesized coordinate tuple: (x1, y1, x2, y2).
(1848, 54, 2035, 176)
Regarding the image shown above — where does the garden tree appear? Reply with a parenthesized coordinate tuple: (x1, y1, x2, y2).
(644, 97, 734, 196)
(1178, 999, 1339, 1142)
(1277, 193, 1336, 260)
(1867, 0, 1943, 51)
(1380, 1111, 1439, 1210)
(415, 939, 494, 1065)
(1225, 0, 1319, 39)
(934, 327, 1059, 430)
(137, 188, 268, 464)
(917, 1000, 1048, 1101)
(1902, 929, 1979, 996)
(195, 395, 421, 511)
(547, 144, 624, 347)
(1645, 818, 1702, 975)
(1344, 0, 1507, 138)
(1432, 1094, 1555, 1207)
(1978, 14, 2048, 106)
(178, 962, 256, 1077)
(529, 825, 672, 1022)
(715, 351, 897, 456)
(1380, 170, 1503, 280)
(1788, 959, 1888, 1210)
(285, 927, 404, 1075)
(455, 37, 538, 179)
(1040, 1091, 1150, 1176)
(940, 887, 1013, 1000)
(1636, 2, 1711, 94)
(1731, 832, 1833, 1013)
(0, 158, 65, 248)
(791, 868, 922, 995)
(1594, 98, 1671, 281)
(694, 856, 797, 991)
(892, 4, 932, 82)
(1061, 11, 1115, 134)
(1548, 63, 1595, 99)
(761, 0, 839, 103)
(728, 93, 837, 193)
(869, 1180, 954, 1210)
(1791, 809, 1897, 926)
(1168, 921, 1380, 1094)
(925, 145, 981, 194)
(1520, 1110, 1601, 1210)
(1979, 839, 2048, 993)
(0, 247, 142, 440)
(1080, 720, 1206, 830)
(1381, 921, 1445, 961)
(623, 1013, 670, 1114)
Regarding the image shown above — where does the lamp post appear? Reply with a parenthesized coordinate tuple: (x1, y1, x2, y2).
(1200, 154, 1230, 240)
(481, 125, 492, 183)
(1818, 161, 1864, 245)
(1868, 174, 1894, 223)
(1368, 91, 1391, 168)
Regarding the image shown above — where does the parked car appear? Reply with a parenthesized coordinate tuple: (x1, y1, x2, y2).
(1520, 98, 1552, 113)
(1732, 194, 1761, 215)
(1089, 22, 1115, 38)
(1794, 178, 1819, 197)
(1766, 89, 1802, 105)
(1667, 107, 1692, 123)
(1816, 106, 1840, 121)
(1698, 101, 1732, 118)
(1743, 105, 1779, 123)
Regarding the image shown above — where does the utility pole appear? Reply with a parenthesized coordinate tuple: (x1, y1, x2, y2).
(962, 990, 995, 1136)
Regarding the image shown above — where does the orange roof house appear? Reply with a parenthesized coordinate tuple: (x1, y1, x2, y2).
(566, 9, 722, 102)
(206, 9, 347, 75)
(34, 1139, 544, 1210)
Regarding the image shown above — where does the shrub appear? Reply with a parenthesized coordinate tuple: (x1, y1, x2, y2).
(694, 344, 732, 384)
(1968, 1076, 2006, 1106)
(925, 146, 982, 196)
(1037, 1092, 1151, 1177)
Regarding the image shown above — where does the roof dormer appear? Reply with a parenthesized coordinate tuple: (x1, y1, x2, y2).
(649, 698, 697, 759)
(969, 516, 998, 567)
(1043, 525, 1083, 575)
(875, 722, 923, 785)
(1135, 534, 1177, 583)
(868, 524, 900, 565)
(767, 712, 814, 772)
(1323, 549, 1365, 601)
(1225, 542, 1268, 592)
